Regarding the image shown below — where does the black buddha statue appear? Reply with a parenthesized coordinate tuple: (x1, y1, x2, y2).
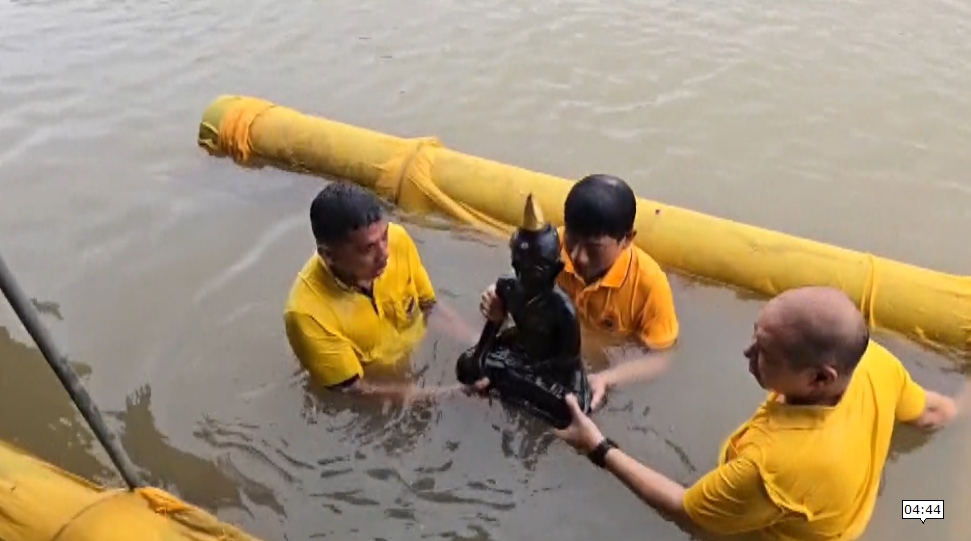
(456, 194, 593, 428)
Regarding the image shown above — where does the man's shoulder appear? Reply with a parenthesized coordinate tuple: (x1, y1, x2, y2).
(284, 299, 341, 339)
(629, 244, 665, 277)
(847, 339, 915, 405)
(286, 254, 317, 300)
(387, 222, 414, 249)
(386, 222, 433, 279)
(387, 222, 426, 262)
(626, 245, 674, 300)
(285, 255, 339, 327)
(860, 339, 895, 364)
(854, 339, 902, 380)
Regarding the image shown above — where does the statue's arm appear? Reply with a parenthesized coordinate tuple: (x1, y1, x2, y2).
(494, 276, 519, 343)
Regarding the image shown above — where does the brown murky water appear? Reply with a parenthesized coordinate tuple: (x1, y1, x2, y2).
(2, 0, 970, 539)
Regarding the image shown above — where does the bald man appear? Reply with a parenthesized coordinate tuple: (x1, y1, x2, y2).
(552, 286, 962, 541)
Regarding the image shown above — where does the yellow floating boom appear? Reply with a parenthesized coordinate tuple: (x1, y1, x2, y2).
(197, 94, 971, 355)
(0, 440, 266, 541)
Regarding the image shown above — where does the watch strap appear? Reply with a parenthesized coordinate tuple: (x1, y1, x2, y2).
(587, 437, 618, 468)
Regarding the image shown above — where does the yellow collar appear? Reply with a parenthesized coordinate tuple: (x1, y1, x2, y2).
(759, 391, 837, 429)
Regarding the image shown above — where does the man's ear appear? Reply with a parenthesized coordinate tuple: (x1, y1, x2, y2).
(813, 365, 839, 386)
(623, 230, 637, 247)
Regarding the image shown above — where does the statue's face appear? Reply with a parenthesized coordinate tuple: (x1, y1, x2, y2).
(510, 226, 562, 292)
(512, 255, 552, 290)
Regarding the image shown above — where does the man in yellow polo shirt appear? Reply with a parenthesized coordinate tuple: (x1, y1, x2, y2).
(480, 174, 679, 409)
(552, 286, 964, 541)
(284, 183, 481, 402)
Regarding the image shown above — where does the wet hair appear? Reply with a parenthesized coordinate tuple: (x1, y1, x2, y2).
(309, 182, 385, 245)
(563, 174, 637, 240)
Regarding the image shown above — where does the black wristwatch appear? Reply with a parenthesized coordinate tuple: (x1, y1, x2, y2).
(587, 437, 618, 468)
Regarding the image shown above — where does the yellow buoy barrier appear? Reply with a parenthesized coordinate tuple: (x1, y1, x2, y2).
(0, 440, 266, 541)
(197, 94, 971, 355)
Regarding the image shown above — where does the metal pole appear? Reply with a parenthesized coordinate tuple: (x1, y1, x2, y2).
(0, 247, 145, 489)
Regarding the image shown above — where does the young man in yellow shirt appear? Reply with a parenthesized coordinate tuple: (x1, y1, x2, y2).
(480, 174, 680, 409)
(553, 286, 964, 541)
(284, 183, 482, 403)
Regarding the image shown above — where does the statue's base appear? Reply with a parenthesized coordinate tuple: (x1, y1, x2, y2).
(456, 344, 593, 429)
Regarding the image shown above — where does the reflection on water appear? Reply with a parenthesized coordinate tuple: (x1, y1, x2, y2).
(111, 385, 285, 517)
(0, 316, 284, 519)
(0, 323, 114, 484)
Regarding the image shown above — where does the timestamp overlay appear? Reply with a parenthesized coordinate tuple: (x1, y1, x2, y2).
(901, 500, 944, 523)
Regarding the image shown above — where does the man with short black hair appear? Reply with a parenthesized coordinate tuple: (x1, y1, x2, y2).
(553, 286, 964, 541)
(480, 174, 680, 408)
(285, 182, 481, 402)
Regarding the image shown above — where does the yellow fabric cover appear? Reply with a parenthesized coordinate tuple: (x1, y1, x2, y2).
(0, 440, 264, 541)
(197, 94, 971, 354)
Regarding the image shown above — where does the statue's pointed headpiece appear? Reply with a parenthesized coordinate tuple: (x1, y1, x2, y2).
(521, 194, 546, 232)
